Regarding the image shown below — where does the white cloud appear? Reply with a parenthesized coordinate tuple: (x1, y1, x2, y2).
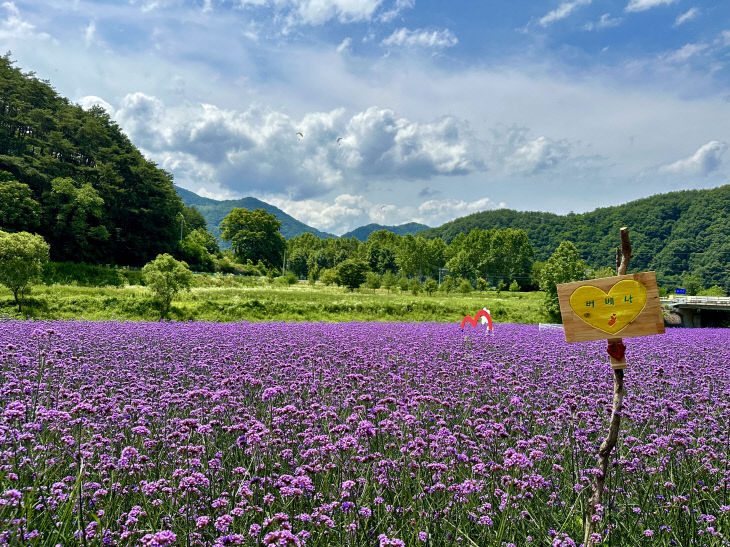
(114, 95, 481, 199)
(415, 197, 502, 226)
(378, 0, 414, 22)
(78, 95, 116, 116)
(382, 27, 457, 49)
(660, 141, 727, 176)
(336, 37, 351, 53)
(625, 0, 677, 13)
(674, 7, 699, 26)
(83, 21, 96, 47)
(236, 0, 387, 26)
(583, 13, 622, 31)
(268, 193, 501, 234)
(538, 0, 591, 27)
(665, 42, 708, 63)
(0, 1, 51, 40)
(491, 127, 571, 175)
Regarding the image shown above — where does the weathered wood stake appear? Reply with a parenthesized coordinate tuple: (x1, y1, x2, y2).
(583, 227, 632, 546)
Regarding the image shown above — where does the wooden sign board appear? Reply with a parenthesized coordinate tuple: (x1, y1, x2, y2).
(557, 271, 665, 343)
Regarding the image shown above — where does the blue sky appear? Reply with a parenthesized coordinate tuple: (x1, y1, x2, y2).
(2, 0, 729, 234)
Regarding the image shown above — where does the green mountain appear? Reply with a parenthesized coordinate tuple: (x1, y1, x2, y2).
(423, 185, 730, 291)
(0, 55, 183, 265)
(175, 186, 336, 242)
(341, 222, 430, 241)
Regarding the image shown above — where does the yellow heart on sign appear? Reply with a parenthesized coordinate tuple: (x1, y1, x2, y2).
(569, 279, 648, 334)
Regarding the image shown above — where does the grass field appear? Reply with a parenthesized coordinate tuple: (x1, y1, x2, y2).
(0, 279, 552, 323)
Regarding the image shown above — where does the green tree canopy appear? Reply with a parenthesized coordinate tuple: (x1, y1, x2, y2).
(336, 259, 369, 291)
(0, 230, 50, 311)
(0, 172, 41, 232)
(220, 208, 286, 268)
(142, 253, 194, 318)
(539, 241, 586, 316)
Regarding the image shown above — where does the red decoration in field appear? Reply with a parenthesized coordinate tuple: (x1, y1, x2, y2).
(606, 341, 626, 362)
(461, 309, 493, 332)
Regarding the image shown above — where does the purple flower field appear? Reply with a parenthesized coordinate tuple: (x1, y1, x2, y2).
(1, 321, 729, 546)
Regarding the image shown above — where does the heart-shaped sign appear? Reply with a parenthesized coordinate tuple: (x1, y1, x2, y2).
(569, 279, 648, 334)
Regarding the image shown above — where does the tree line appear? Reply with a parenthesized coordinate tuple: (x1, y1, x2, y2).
(0, 55, 185, 266)
(423, 185, 730, 294)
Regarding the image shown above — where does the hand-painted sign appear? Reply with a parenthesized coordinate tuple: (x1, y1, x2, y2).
(557, 272, 665, 343)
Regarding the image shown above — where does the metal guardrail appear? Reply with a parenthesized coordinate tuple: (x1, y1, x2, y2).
(664, 296, 730, 306)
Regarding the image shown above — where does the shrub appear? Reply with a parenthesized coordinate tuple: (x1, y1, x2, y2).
(365, 272, 381, 291)
(409, 279, 422, 295)
(458, 278, 472, 294)
(439, 276, 455, 294)
(476, 277, 488, 292)
(697, 285, 726, 297)
(278, 271, 298, 286)
(509, 280, 520, 292)
(381, 271, 396, 292)
(320, 269, 338, 286)
(397, 275, 410, 293)
(42, 262, 126, 287)
(424, 279, 438, 296)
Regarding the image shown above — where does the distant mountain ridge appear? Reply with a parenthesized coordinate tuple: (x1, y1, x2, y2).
(422, 184, 730, 291)
(341, 222, 430, 241)
(175, 186, 337, 242)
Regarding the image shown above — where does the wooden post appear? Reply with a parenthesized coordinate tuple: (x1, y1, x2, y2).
(584, 227, 631, 546)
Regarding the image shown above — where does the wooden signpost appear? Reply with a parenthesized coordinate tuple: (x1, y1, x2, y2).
(556, 228, 665, 546)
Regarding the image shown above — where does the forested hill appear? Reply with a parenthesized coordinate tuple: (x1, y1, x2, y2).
(423, 185, 730, 289)
(341, 222, 429, 241)
(175, 186, 336, 241)
(0, 55, 183, 265)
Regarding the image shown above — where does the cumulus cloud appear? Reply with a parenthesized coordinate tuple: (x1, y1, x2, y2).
(491, 127, 571, 176)
(538, 0, 591, 27)
(268, 193, 501, 234)
(382, 27, 458, 49)
(78, 95, 116, 116)
(113, 95, 481, 199)
(674, 7, 699, 26)
(625, 0, 677, 13)
(660, 141, 726, 176)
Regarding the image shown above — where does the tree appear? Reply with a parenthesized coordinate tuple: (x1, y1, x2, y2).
(409, 278, 422, 295)
(365, 272, 381, 291)
(539, 241, 586, 316)
(424, 278, 438, 296)
(476, 277, 488, 292)
(509, 279, 520, 292)
(142, 254, 194, 318)
(181, 206, 207, 236)
(46, 177, 109, 262)
(381, 271, 396, 293)
(336, 260, 369, 291)
(680, 272, 703, 296)
(0, 230, 49, 312)
(0, 175, 41, 232)
(220, 208, 285, 268)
